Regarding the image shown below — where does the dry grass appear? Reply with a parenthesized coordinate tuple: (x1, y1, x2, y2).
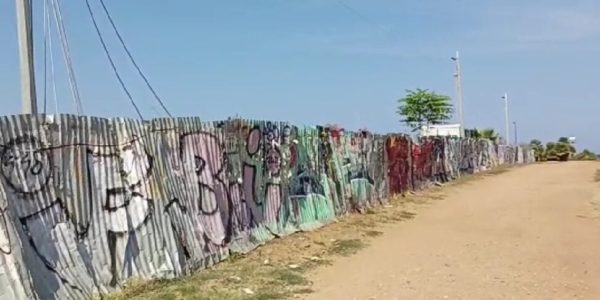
(328, 239, 366, 256)
(364, 230, 383, 237)
(485, 165, 511, 176)
(106, 167, 513, 300)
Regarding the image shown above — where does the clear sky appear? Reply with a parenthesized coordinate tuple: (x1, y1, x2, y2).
(1, 1, 599, 150)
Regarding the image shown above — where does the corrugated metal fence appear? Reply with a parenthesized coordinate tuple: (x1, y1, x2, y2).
(0, 115, 534, 299)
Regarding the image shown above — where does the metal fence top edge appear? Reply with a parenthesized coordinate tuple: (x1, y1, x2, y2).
(3, 114, 517, 149)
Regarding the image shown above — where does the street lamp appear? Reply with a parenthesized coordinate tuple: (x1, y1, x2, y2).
(501, 93, 509, 146)
(451, 51, 464, 137)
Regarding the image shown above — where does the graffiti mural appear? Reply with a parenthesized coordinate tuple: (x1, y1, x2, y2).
(0, 114, 529, 300)
(0, 119, 98, 299)
(88, 136, 160, 287)
(385, 135, 412, 194)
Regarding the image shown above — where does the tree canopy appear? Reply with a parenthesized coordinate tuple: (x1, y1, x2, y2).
(465, 128, 499, 142)
(397, 89, 453, 131)
(479, 129, 499, 142)
(574, 149, 598, 161)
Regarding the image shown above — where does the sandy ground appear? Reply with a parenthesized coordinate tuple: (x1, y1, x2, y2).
(303, 162, 600, 300)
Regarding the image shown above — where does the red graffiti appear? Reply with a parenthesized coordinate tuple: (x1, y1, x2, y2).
(385, 135, 412, 194)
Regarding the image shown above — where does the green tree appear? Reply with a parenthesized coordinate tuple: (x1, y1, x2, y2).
(545, 142, 556, 160)
(465, 128, 480, 139)
(554, 143, 572, 161)
(546, 138, 575, 161)
(574, 149, 598, 161)
(529, 139, 545, 161)
(530, 139, 543, 147)
(529, 138, 578, 162)
(397, 89, 453, 131)
(558, 137, 576, 155)
(479, 128, 499, 142)
(465, 128, 499, 142)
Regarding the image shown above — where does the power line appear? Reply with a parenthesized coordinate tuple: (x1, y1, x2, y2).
(50, 0, 84, 114)
(331, 0, 409, 54)
(47, 1, 59, 114)
(48, 5, 59, 114)
(97, 0, 172, 118)
(42, 0, 59, 114)
(333, 0, 391, 35)
(84, 0, 144, 120)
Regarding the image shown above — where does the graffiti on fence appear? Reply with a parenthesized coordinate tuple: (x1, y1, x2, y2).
(0, 114, 533, 300)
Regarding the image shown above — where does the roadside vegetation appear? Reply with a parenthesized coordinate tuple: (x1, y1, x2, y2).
(464, 128, 499, 142)
(530, 138, 597, 162)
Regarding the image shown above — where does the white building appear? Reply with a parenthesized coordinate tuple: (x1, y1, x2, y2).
(420, 124, 462, 137)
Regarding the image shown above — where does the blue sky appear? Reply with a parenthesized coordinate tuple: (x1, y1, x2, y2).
(1, 1, 599, 150)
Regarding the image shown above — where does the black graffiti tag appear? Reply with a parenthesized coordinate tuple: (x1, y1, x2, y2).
(1, 136, 52, 195)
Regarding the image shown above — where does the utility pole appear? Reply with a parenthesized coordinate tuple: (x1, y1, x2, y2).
(513, 121, 518, 145)
(16, 0, 38, 114)
(501, 93, 510, 146)
(451, 51, 464, 137)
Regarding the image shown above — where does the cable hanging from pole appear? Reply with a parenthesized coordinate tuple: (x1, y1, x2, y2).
(46, 0, 59, 114)
(84, 0, 145, 121)
(334, 0, 391, 35)
(47, 1, 59, 114)
(50, 0, 84, 115)
(97, 0, 173, 118)
(333, 0, 406, 45)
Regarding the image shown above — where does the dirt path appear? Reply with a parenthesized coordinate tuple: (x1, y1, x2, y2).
(304, 162, 600, 300)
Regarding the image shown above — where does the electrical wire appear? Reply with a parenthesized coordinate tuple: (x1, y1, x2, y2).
(50, 0, 84, 114)
(51, 0, 82, 114)
(84, 0, 145, 120)
(332, 0, 400, 43)
(47, 0, 59, 114)
(97, 0, 173, 118)
(334, 0, 390, 34)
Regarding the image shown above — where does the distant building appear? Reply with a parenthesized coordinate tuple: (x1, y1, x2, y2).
(420, 124, 462, 137)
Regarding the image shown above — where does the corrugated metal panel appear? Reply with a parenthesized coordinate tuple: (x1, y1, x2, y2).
(0, 114, 526, 299)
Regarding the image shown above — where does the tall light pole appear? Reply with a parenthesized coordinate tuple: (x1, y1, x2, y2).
(501, 93, 510, 146)
(16, 0, 38, 114)
(451, 51, 464, 137)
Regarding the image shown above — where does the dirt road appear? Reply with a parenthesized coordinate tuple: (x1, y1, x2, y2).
(304, 162, 600, 300)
